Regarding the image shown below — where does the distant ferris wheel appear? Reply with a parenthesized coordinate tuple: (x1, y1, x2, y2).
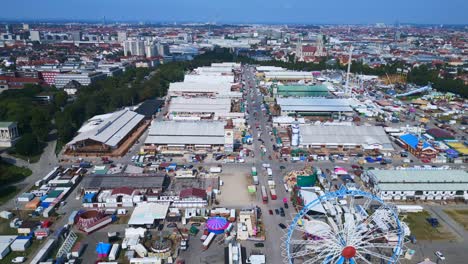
(282, 188, 405, 264)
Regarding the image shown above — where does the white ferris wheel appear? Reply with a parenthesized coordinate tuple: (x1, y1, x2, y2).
(282, 188, 407, 264)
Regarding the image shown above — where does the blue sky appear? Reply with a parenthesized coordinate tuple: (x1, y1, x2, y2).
(2, 0, 467, 24)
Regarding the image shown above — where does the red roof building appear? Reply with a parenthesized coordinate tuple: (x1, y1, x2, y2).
(179, 188, 207, 200)
(111, 186, 134, 196)
(0, 76, 43, 89)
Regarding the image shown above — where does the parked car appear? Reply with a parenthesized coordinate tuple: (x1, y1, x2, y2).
(254, 243, 264, 248)
(435, 251, 445, 261)
(278, 223, 287, 229)
(280, 208, 285, 217)
(275, 209, 279, 215)
(284, 203, 289, 209)
(268, 210, 273, 215)
(12, 257, 26, 263)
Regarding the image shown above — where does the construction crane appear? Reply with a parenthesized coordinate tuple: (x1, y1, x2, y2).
(344, 45, 353, 97)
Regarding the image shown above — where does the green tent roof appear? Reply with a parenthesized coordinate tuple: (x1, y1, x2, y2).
(278, 85, 329, 92)
(297, 175, 317, 187)
(277, 85, 329, 97)
(47, 190, 63, 198)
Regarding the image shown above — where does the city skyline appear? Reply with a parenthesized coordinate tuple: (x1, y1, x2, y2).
(2, 0, 468, 25)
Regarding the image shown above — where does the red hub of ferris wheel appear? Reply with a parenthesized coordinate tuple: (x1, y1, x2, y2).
(341, 246, 357, 259)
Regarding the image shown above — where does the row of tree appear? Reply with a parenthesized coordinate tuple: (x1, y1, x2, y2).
(0, 85, 69, 156)
(406, 64, 468, 98)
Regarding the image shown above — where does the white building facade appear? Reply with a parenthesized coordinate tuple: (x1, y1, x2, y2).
(0, 122, 20, 147)
(364, 169, 468, 201)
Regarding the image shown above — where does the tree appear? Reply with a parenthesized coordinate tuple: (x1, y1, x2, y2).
(14, 133, 41, 156)
(54, 91, 68, 108)
(30, 109, 50, 142)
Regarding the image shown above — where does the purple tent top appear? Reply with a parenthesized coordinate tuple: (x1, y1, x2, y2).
(206, 217, 229, 233)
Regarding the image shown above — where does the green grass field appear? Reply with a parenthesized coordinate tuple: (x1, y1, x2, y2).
(444, 209, 468, 231)
(7, 152, 41, 164)
(403, 211, 456, 241)
(0, 160, 33, 205)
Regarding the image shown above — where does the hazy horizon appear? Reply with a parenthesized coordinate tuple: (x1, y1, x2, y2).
(2, 0, 468, 25)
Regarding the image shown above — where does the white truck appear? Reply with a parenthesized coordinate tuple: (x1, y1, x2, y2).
(266, 168, 273, 176)
(203, 232, 215, 250)
(108, 244, 120, 261)
(209, 167, 222, 173)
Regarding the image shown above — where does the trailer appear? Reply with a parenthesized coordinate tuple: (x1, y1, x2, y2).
(108, 244, 120, 261)
(134, 244, 147, 257)
(41, 167, 60, 184)
(30, 239, 56, 264)
(267, 180, 275, 188)
(261, 186, 268, 204)
(229, 209, 236, 222)
(226, 223, 234, 233)
(252, 176, 259, 185)
(68, 211, 78, 225)
(202, 232, 215, 250)
(251, 167, 257, 176)
(270, 189, 277, 200)
(35, 179, 44, 187)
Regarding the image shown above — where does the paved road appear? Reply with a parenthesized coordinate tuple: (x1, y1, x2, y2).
(243, 65, 291, 264)
(0, 139, 58, 210)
